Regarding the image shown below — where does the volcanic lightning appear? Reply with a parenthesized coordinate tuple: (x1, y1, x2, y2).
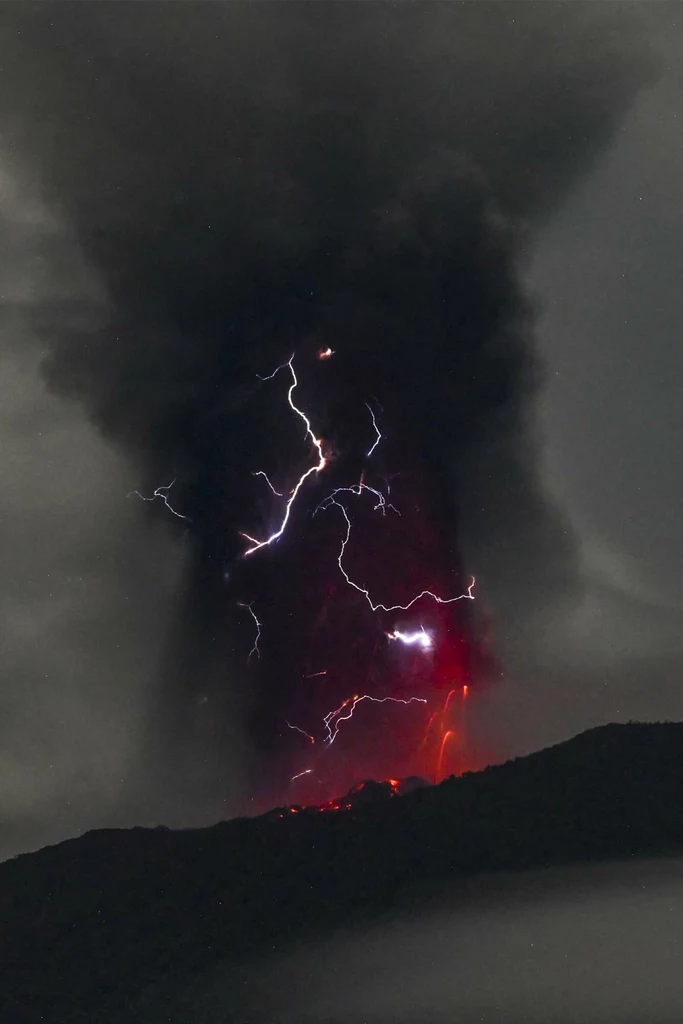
(242, 356, 327, 556)
(322, 693, 428, 747)
(386, 626, 433, 650)
(365, 401, 382, 458)
(286, 720, 316, 744)
(252, 470, 284, 497)
(128, 479, 189, 520)
(325, 499, 475, 612)
(237, 601, 262, 661)
(236, 348, 479, 801)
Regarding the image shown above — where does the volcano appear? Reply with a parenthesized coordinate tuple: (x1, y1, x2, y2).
(5, 722, 683, 1023)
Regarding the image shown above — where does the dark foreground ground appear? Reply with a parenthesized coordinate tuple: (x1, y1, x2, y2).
(3, 721, 683, 1023)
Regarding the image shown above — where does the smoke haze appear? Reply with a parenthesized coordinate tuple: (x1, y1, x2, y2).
(153, 856, 683, 1023)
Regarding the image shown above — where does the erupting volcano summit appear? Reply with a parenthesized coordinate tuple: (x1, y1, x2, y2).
(221, 347, 494, 807)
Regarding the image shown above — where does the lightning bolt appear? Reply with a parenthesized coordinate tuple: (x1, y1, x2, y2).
(252, 471, 284, 497)
(242, 356, 327, 556)
(128, 479, 188, 520)
(323, 693, 427, 747)
(325, 499, 475, 612)
(386, 626, 433, 650)
(237, 601, 262, 661)
(365, 402, 382, 458)
(315, 478, 399, 517)
(286, 720, 316, 744)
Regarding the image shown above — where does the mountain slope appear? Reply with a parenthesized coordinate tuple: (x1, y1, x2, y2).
(3, 721, 683, 1022)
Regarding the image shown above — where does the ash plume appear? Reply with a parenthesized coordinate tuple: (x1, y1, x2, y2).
(0, 4, 653, 813)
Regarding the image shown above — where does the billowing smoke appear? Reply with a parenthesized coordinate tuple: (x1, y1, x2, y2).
(0, 4, 652, 814)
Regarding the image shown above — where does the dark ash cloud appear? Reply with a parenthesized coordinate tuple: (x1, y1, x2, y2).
(0, 4, 653, 813)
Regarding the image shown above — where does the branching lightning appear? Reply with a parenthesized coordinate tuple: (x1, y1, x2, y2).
(128, 479, 189, 520)
(237, 601, 262, 661)
(324, 499, 475, 612)
(322, 693, 427, 747)
(286, 693, 427, 758)
(243, 356, 327, 556)
(315, 477, 399, 518)
(235, 348, 481, 801)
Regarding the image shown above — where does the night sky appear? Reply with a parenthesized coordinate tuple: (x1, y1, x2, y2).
(0, 3, 681, 860)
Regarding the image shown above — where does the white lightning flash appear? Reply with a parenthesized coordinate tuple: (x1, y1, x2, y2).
(242, 356, 327, 556)
(252, 471, 283, 497)
(323, 693, 427, 747)
(128, 479, 188, 520)
(387, 626, 433, 650)
(326, 499, 475, 612)
(237, 601, 262, 661)
(365, 402, 382, 458)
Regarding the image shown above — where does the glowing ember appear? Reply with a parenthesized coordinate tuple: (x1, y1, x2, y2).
(280, 776, 420, 817)
(437, 730, 454, 782)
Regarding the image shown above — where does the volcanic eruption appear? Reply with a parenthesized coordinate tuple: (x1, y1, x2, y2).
(0, 4, 652, 818)
(229, 342, 490, 805)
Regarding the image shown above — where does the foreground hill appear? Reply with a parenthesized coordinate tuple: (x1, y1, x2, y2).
(3, 721, 683, 1022)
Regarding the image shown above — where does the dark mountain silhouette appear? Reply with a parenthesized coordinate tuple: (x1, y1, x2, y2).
(4, 721, 683, 1023)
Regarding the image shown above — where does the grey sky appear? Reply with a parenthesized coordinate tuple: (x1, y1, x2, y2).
(0, 177, 184, 856)
(534, 48, 683, 613)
